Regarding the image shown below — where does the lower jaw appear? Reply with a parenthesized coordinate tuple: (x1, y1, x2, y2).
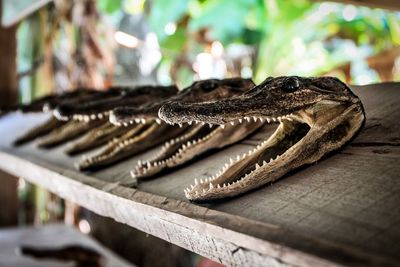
(187, 121, 310, 200)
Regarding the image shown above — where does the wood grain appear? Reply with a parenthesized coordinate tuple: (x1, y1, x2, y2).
(0, 83, 399, 266)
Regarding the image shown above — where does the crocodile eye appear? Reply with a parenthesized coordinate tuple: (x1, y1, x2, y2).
(283, 77, 300, 92)
(201, 81, 218, 92)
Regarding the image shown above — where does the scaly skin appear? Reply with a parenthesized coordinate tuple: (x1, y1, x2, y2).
(131, 78, 264, 180)
(54, 85, 178, 122)
(159, 76, 366, 202)
(110, 78, 255, 125)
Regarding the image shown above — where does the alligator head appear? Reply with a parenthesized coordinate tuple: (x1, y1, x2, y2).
(110, 78, 255, 125)
(38, 119, 106, 148)
(12, 89, 102, 146)
(80, 78, 255, 172)
(131, 78, 265, 180)
(159, 76, 365, 202)
(54, 85, 178, 122)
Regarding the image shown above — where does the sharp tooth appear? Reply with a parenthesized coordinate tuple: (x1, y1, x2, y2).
(256, 163, 260, 169)
(230, 121, 235, 126)
(209, 183, 214, 189)
(191, 184, 194, 189)
(178, 123, 182, 128)
(220, 124, 225, 129)
(135, 118, 140, 123)
(141, 118, 146, 124)
(223, 183, 227, 187)
(154, 162, 158, 166)
(195, 178, 198, 185)
(269, 158, 273, 163)
(230, 158, 234, 164)
(263, 160, 267, 165)
(278, 117, 282, 122)
(147, 162, 151, 168)
(253, 116, 257, 122)
(259, 117, 264, 122)
(239, 118, 242, 123)
(242, 153, 246, 159)
(217, 184, 221, 188)
(272, 118, 276, 122)
(156, 118, 161, 124)
(123, 122, 128, 126)
(245, 117, 250, 122)
(188, 121, 192, 125)
(201, 122, 205, 125)
(267, 118, 271, 123)
(200, 178, 203, 184)
(209, 123, 213, 128)
(236, 155, 240, 161)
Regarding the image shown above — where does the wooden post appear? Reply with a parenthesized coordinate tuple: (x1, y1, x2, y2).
(0, 0, 19, 226)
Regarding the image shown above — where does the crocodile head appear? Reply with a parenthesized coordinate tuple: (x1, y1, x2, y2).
(79, 78, 255, 172)
(131, 78, 265, 180)
(54, 85, 178, 122)
(110, 78, 255, 125)
(159, 76, 366, 202)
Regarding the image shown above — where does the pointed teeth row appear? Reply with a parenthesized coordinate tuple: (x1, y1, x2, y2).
(133, 159, 167, 175)
(184, 140, 286, 197)
(113, 117, 153, 127)
(73, 111, 110, 122)
(165, 113, 295, 128)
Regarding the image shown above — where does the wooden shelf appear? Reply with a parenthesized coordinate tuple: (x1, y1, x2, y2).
(0, 83, 399, 266)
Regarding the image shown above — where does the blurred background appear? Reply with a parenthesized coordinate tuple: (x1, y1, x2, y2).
(1, 0, 400, 266)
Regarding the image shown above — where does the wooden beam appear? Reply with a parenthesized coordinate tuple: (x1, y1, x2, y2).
(0, 1, 18, 226)
(0, 83, 399, 266)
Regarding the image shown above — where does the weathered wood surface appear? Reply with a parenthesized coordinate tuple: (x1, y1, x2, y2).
(0, 83, 399, 266)
(0, 223, 135, 267)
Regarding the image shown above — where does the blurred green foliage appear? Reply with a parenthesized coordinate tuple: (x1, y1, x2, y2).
(143, 0, 400, 83)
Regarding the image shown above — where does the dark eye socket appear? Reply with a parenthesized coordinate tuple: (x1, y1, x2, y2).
(201, 81, 218, 92)
(283, 77, 300, 92)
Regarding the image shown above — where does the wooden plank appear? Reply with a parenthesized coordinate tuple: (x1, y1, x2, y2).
(0, 10, 18, 226)
(0, 223, 135, 267)
(0, 83, 399, 266)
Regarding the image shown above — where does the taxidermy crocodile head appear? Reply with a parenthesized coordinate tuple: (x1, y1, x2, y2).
(110, 78, 255, 126)
(131, 78, 265, 180)
(12, 89, 98, 146)
(54, 85, 178, 122)
(79, 78, 255, 172)
(159, 76, 365, 202)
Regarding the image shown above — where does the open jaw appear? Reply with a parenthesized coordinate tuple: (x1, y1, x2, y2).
(183, 116, 308, 201)
(78, 122, 192, 171)
(13, 117, 66, 146)
(159, 76, 366, 202)
(65, 122, 135, 155)
(132, 120, 265, 180)
(37, 119, 106, 148)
